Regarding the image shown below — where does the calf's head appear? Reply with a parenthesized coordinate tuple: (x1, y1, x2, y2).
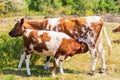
(9, 18, 26, 37)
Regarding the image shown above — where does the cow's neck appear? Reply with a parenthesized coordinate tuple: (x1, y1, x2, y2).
(26, 21, 43, 30)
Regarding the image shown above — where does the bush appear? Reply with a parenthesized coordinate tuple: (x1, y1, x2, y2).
(0, 33, 41, 71)
(0, 34, 23, 69)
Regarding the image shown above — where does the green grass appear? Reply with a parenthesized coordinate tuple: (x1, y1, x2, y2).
(0, 18, 120, 80)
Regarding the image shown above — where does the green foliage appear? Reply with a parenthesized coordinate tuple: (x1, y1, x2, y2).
(4, 75, 17, 80)
(0, 0, 29, 17)
(98, 0, 119, 13)
(0, 33, 41, 70)
(0, 0, 120, 16)
(0, 34, 23, 69)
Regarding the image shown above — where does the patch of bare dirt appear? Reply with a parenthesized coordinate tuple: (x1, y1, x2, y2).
(101, 13, 120, 22)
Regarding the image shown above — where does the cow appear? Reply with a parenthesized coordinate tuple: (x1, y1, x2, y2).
(9, 29, 88, 77)
(9, 16, 112, 75)
(112, 24, 120, 33)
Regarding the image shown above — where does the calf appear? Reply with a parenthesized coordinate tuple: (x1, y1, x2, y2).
(9, 16, 112, 75)
(112, 24, 120, 33)
(9, 29, 88, 77)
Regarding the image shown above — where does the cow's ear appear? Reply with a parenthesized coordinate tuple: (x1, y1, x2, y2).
(20, 18, 24, 25)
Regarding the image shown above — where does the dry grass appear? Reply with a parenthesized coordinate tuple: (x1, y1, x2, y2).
(0, 17, 120, 80)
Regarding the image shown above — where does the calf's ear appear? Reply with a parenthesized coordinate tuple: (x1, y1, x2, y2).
(20, 18, 24, 25)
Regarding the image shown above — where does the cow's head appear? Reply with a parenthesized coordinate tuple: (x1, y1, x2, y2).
(9, 18, 26, 37)
(112, 25, 120, 33)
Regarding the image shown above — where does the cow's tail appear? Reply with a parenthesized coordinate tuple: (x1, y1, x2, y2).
(103, 26, 112, 55)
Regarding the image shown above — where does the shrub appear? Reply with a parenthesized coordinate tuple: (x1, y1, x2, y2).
(0, 34, 23, 69)
(0, 33, 41, 70)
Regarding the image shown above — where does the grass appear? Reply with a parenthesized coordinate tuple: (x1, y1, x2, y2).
(0, 17, 120, 80)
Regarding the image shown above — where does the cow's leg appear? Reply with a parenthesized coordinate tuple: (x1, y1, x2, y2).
(25, 54, 31, 76)
(18, 52, 25, 70)
(52, 55, 61, 77)
(59, 60, 64, 75)
(88, 48, 97, 75)
(44, 56, 50, 70)
(98, 42, 106, 73)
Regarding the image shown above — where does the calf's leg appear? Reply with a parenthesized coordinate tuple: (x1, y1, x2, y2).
(52, 55, 61, 77)
(25, 54, 31, 76)
(59, 60, 64, 75)
(98, 42, 106, 73)
(44, 56, 51, 70)
(18, 52, 25, 70)
(88, 48, 97, 75)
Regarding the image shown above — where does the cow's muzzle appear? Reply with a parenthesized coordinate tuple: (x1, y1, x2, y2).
(9, 31, 14, 37)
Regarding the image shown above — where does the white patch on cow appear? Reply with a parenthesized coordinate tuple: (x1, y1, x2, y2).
(25, 29, 33, 38)
(87, 33, 94, 44)
(38, 38, 42, 43)
(60, 56, 65, 61)
(52, 71, 55, 77)
(46, 24, 49, 30)
(32, 38, 36, 41)
(24, 47, 27, 50)
(37, 31, 43, 36)
(70, 30, 73, 34)
(29, 43, 34, 50)
(66, 56, 71, 61)
(81, 27, 86, 33)
(48, 18, 61, 30)
(86, 16, 101, 28)
(36, 30, 71, 56)
(55, 56, 61, 65)
(65, 19, 70, 22)
(45, 31, 71, 55)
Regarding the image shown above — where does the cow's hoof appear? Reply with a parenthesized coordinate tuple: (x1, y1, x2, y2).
(87, 71, 94, 75)
(52, 72, 56, 77)
(27, 71, 31, 76)
(27, 73, 31, 76)
(99, 68, 106, 74)
(87, 72, 94, 75)
(44, 66, 49, 70)
(18, 66, 21, 70)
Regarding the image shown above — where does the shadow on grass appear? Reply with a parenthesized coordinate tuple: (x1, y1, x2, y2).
(3, 65, 83, 77)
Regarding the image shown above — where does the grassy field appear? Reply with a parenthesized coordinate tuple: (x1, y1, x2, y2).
(0, 17, 120, 80)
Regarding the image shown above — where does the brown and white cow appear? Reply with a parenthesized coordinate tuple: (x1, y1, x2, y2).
(9, 29, 88, 77)
(112, 24, 120, 33)
(9, 16, 112, 75)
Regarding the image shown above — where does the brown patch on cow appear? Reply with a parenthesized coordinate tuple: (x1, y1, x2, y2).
(56, 38, 88, 60)
(76, 18, 88, 27)
(33, 31, 51, 52)
(91, 22, 102, 34)
(57, 38, 88, 56)
(23, 19, 48, 30)
(57, 18, 77, 37)
(57, 38, 80, 56)
(90, 20, 103, 44)
(78, 42, 88, 53)
(39, 32, 51, 42)
(23, 30, 51, 54)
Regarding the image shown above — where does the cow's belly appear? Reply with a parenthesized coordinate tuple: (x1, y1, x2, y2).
(33, 49, 55, 56)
